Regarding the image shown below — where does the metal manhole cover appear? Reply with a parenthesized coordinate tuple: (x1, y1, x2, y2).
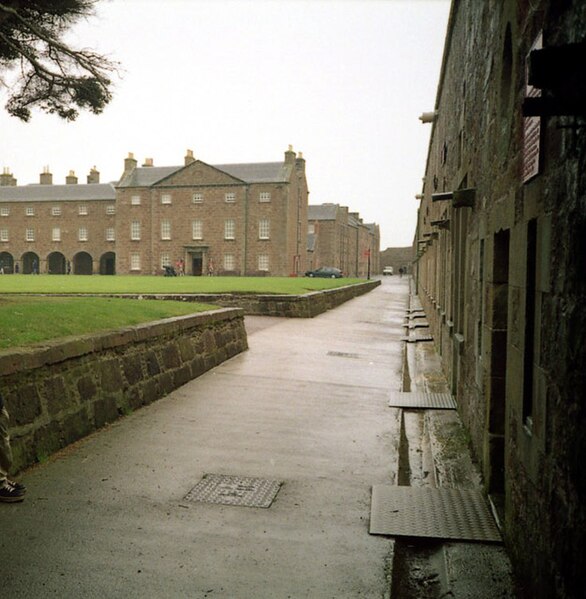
(184, 474, 282, 508)
(369, 486, 501, 542)
(327, 351, 360, 359)
(388, 391, 456, 410)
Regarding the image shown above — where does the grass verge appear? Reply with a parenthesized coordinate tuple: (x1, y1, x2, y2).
(0, 296, 217, 349)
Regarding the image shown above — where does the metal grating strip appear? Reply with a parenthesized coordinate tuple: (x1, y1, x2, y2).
(388, 391, 456, 410)
(401, 335, 434, 343)
(369, 486, 501, 542)
(184, 474, 282, 508)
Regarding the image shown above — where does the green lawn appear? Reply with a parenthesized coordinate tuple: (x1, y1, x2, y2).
(0, 275, 361, 295)
(0, 296, 218, 349)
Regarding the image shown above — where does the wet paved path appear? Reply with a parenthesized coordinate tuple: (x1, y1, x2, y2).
(0, 278, 409, 598)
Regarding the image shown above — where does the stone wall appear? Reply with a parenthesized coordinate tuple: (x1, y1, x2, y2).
(57, 280, 381, 318)
(0, 308, 247, 473)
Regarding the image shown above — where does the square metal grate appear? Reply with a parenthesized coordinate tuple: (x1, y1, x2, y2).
(369, 485, 501, 542)
(388, 391, 456, 410)
(184, 474, 282, 508)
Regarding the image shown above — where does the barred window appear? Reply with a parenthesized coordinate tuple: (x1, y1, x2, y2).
(0, 228, 8, 242)
(225, 192, 236, 203)
(106, 205, 116, 215)
(106, 227, 115, 241)
(160, 253, 171, 268)
(259, 192, 271, 202)
(52, 227, 61, 242)
(25, 206, 35, 216)
(25, 228, 35, 241)
(224, 219, 235, 240)
(78, 227, 88, 241)
(192, 219, 203, 240)
(131, 220, 141, 240)
(161, 219, 171, 240)
(259, 218, 270, 240)
(161, 194, 172, 205)
(223, 254, 235, 270)
(192, 193, 203, 204)
(78, 205, 88, 215)
(51, 206, 61, 216)
(131, 195, 141, 205)
(0, 207, 9, 217)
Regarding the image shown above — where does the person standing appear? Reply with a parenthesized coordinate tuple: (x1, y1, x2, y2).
(0, 391, 26, 502)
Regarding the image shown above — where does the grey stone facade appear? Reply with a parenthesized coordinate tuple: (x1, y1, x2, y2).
(413, 2, 585, 597)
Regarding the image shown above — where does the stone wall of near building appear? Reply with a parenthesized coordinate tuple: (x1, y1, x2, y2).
(0, 308, 247, 473)
(413, 2, 586, 597)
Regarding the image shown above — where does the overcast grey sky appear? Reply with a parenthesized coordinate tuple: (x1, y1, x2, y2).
(0, 0, 450, 248)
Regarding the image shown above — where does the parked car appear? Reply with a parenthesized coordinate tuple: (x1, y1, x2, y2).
(383, 266, 394, 275)
(305, 266, 343, 278)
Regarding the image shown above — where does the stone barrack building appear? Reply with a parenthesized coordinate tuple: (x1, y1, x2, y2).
(0, 147, 309, 277)
(413, 1, 585, 597)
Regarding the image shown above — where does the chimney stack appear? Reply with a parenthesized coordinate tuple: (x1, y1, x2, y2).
(185, 149, 195, 165)
(40, 166, 52, 185)
(295, 150, 305, 172)
(87, 166, 100, 184)
(142, 158, 153, 167)
(123, 152, 137, 178)
(0, 167, 16, 186)
(284, 144, 296, 165)
(66, 170, 78, 184)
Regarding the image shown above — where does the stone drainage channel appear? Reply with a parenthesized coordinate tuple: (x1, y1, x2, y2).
(391, 342, 451, 599)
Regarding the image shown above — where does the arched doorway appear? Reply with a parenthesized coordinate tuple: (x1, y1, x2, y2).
(73, 251, 93, 275)
(22, 251, 40, 274)
(47, 252, 67, 274)
(99, 252, 116, 275)
(0, 251, 14, 274)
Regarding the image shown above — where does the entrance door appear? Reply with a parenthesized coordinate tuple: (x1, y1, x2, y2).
(192, 253, 203, 276)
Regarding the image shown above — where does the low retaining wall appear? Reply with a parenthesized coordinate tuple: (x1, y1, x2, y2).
(0, 308, 247, 473)
(119, 280, 381, 317)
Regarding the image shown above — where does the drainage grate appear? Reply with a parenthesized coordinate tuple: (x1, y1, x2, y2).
(369, 486, 501, 542)
(327, 351, 360, 359)
(388, 392, 456, 410)
(184, 474, 282, 508)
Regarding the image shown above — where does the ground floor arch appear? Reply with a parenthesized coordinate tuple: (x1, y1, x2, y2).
(73, 251, 93, 275)
(99, 252, 116, 275)
(48, 252, 67, 274)
(0, 251, 14, 273)
(22, 251, 40, 274)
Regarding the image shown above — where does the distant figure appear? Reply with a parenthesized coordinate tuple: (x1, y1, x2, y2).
(14, 263, 19, 274)
(176, 258, 185, 276)
(399, 267, 404, 278)
(0, 391, 27, 502)
(67, 261, 71, 275)
(32, 258, 38, 274)
(0, 260, 4, 275)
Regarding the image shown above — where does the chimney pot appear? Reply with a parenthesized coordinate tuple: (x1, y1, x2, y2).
(40, 167, 53, 185)
(66, 170, 78, 184)
(143, 158, 153, 167)
(87, 166, 100, 184)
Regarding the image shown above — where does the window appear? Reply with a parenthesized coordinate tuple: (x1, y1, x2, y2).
(192, 219, 203, 240)
(52, 227, 61, 242)
(161, 193, 172, 205)
(51, 206, 61, 216)
(259, 192, 271, 203)
(225, 192, 236, 203)
(131, 220, 141, 240)
(130, 252, 141, 271)
(131, 195, 141, 206)
(78, 227, 88, 241)
(258, 255, 269, 271)
(0, 228, 8, 242)
(259, 218, 270, 239)
(192, 193, 203, 204)
(106, 205, 116, 215)
(224, 219, 235, 240)
(78, 205, 88, 215)
(223, 254, 235, 270)
(0, 207, 9, 217)
(160, 253, 171, 269)
(25, 206, 35, 216)
(25, 228, 34, 241)
(106, 227, 115, 241)
(161, 219, 171, 240)
(308, 223, 315, 234)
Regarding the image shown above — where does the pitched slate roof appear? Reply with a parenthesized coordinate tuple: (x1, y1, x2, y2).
(0, 183, 116, 202)
(308, 204, 339, 220)
(118, 161, 292, 188)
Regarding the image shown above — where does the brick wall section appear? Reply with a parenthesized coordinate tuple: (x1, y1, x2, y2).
(0, 308, 247, 473)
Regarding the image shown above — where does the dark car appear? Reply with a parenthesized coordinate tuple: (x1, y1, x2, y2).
(305, 266, 343, 278)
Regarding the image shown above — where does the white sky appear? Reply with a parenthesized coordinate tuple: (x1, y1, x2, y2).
(0, 0, 450, 248)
